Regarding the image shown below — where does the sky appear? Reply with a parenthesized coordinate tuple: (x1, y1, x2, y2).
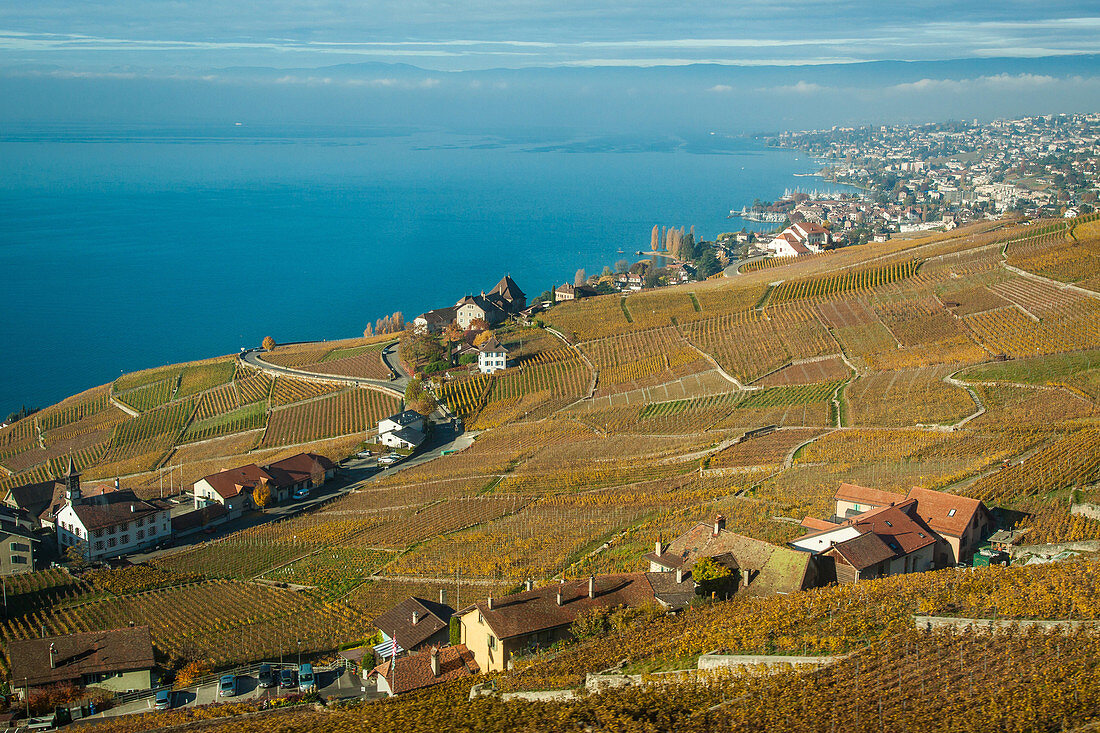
(0, 2, 1099, 131)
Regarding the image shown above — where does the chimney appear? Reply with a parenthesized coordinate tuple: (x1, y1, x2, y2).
(487, 596, 493, 611)
(439, 589, 447, 606)
(588, 576, 596, 599)
(430, 647, 440, 677)
(130, 504, 136, 513)
(412, 611, 420, 625)
(713, 514, 726, 537)
(114, 478, 120, 491)
(654, 540, 663, 556)
(556, 584, 564, 606)
(525, 579, 533, 592)
(49, 642, 56, 669)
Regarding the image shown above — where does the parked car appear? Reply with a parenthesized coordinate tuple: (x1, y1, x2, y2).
(258, 664, 275, 688)
(280, 668, 298, 689)
(293, 486, 310, 500)
(298, 663, 316, 693)
(154, 689, 173, 710)
(218, 674, 237, 697)
(377, 454, 400, 466)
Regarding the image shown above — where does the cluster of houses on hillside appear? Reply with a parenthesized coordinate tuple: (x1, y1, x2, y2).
(363, 480, 1000, 696)
(1, 452, 337, 568)
(772, 114, 1100, 225)
(413, 276, 527, 335)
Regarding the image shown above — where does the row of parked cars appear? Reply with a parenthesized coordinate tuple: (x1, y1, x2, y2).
(155, 663, 316, 710)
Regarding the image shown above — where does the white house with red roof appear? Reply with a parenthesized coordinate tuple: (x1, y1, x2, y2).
(766, 222, 830, 257)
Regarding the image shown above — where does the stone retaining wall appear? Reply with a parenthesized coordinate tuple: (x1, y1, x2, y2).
(913, 615, 1100, 633)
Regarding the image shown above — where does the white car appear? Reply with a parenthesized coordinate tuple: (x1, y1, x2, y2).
(378, 454, 400, 466)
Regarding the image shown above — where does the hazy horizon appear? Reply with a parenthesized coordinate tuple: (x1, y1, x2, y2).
(2, 2, 1099, 133)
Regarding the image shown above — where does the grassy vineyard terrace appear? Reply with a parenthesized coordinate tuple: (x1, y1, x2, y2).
(4, 216, 1100, 714)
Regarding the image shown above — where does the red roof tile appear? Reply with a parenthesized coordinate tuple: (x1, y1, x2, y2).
(834, 482, 906, 508)
(371, 644, 479, 694)
(906, 487, 989, 538)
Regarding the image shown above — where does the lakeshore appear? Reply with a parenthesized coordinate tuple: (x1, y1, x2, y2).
(0, 128, 834, 416)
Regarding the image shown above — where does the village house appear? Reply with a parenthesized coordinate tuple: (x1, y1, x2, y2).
(456, 573, 692, 672)
(905, 487, 994, 565)
(54, 466, 171, 562)
(815, 483, 994, 565)
(791, 501, 941, 584)
(378, 410, 427, 450)
(0, 519, 38, 576)
(614, 272, 643, 292)
(193, 463, 270, 518)
(792, 483, 995, 581)
(4, 460, 92, 530)
(554, 282, 597, 301)
(7, 626, 156, 697)
(372, 594, 455, 659)
(766, 222, 830, 258)
(369, 644, 479, 696)
(265, 453, 336, 501)
(645, 516, 821, 597)
(193, 453, 336, 512)
(477, 337, 510, 374)
(412, 305, 458, 335)
(455, 294, 507, 330)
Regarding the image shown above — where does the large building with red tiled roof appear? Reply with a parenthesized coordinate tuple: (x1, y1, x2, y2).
(793, 483, 995, 581)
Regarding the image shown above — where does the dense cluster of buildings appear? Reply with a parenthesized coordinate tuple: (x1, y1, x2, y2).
(1, 452, 337, 568)
(365, 480, 998, 694)
(769, 113, 1099, 232)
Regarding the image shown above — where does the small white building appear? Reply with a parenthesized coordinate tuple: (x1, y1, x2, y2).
(379, 410, 427, 450)
(477, 337, 510, 374)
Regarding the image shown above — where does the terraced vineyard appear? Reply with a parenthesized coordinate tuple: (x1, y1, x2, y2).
(262, 387, 399, 447)
(8, 214, 1100, 697)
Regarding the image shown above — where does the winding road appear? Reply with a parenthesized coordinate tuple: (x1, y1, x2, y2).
(240, 343, 408, 398)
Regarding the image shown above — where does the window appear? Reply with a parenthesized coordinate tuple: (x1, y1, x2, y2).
(120, 535, 129, 544)
(137, 530, 144, 540)
(107, 537, 116, 548)
(885, 520, 893, 527)
(10, 556, 27, 564)
(9, 542, 30, 553)
(136, 516, 144, 527)
(487, 635, 496, 650)
(93, 529, 103, 538)
(94, 541, 104, 551)
(947, 509, 957, 517)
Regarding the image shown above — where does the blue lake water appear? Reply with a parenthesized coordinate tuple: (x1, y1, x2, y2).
(0, 125, 852, 414)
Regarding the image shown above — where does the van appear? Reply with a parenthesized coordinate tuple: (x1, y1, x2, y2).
(258, 663, 275, 688)
(154, 689, 173, 710)
(298, 663, 316, 693)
